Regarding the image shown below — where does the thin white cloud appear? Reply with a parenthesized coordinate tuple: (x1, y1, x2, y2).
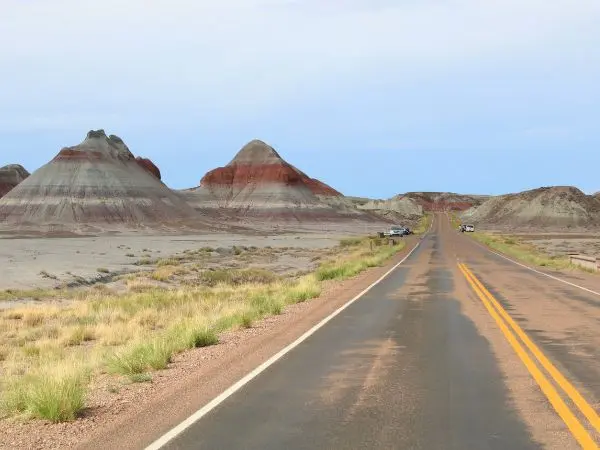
(0, 0, 598, 131)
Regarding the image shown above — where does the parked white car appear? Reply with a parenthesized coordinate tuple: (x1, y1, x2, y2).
(389, 226, 405, 237)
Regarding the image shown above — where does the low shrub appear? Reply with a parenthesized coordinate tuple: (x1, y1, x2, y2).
(2, 369, 87, 422)
(198, 269, 279, 287)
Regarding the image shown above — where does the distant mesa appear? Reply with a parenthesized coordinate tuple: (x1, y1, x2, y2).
(398, 192, 488, 212)
(0, 129, 205, 231)
(462, 186, 600, 230)
(357, 197, 423, 219)
(0, 164, 30, 198)
(182, 139, 381, 223)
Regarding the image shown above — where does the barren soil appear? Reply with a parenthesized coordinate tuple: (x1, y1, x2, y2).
(0, 232, 348, 292)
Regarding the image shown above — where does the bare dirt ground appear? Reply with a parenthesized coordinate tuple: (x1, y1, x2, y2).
(0, 232, 348, 292)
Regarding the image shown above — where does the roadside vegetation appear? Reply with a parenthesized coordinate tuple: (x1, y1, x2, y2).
(413, 213, 432, 235)
(470, 233, 577, 271)
(449, 213, 462, 229)
(0, 237, 407, 423)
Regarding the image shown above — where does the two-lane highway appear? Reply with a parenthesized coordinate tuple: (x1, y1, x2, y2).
(151, 214, 599, 450)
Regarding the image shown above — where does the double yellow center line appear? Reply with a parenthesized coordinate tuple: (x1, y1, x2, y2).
(458, 262, 600, 449)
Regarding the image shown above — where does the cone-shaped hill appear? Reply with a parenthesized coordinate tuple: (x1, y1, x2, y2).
(0, 164, 30, 198)
(0, 130, 205, 231)
(461, 186, 600, 229)
(181, 139, 373, 222)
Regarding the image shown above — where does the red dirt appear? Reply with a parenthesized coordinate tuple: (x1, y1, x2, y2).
(304, 177, 342, 196)
(53, 149, 108, 161)
(201, 163, 304, 187)
(135, 157, 161, 180)
(199, 140, 343, 197)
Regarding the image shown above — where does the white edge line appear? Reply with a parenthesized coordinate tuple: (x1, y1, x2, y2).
(145, 238, 424, 450)
(469, 237, 600, 298)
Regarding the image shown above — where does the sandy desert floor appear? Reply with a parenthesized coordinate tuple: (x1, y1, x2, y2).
(0, 232, 354, 293)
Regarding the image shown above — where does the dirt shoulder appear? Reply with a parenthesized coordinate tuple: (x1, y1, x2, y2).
(0, 237, 419, 450)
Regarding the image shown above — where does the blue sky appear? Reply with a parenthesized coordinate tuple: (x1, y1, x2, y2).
(1, 0, 599, 198)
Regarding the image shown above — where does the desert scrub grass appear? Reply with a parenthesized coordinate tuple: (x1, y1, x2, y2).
(317, 242, 405, 281)
(126, 278, 157, 293)
(239, 311, 255, 328)
(150, 267, 175, 282)
(157, 258, 180, 267)
(413, 213, 432, 235)
(471, 233, 574, 270)
(64, 326, 96, 346)
(284, 275, 322, 303)
(1, 368, 87, 422)
(97, 268, 110, 274)
(107, 339, 173, 377)
(135, 258, 158, 266)
(165, 320, 218, 350)
(198, 268, 279, 287)
(0, 288, 76, 302)
(107, 321, 219, 379)
(472, 233, 580, 270)
(339, 237, 365, 247)
(185, 326, 219, 348)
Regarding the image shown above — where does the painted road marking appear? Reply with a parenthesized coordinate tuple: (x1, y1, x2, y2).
(469, 238, 600, 298)
(459, 263, 598, 449)
(145, 239, 425, 450)
(461, 263, 600, 434)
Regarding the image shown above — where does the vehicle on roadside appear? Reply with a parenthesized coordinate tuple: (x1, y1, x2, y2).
(388, 226, 412, 237)
(464, 224, 475, 232)
(388, 226, 405, 237)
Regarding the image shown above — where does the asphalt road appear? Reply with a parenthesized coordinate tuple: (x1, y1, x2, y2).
(161, 214, 599, 450)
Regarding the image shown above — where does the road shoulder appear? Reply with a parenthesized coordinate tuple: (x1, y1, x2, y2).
(0, 237, 419, 450)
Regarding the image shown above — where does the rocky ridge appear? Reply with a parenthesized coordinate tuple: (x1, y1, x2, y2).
(461, 186, 600, 229)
